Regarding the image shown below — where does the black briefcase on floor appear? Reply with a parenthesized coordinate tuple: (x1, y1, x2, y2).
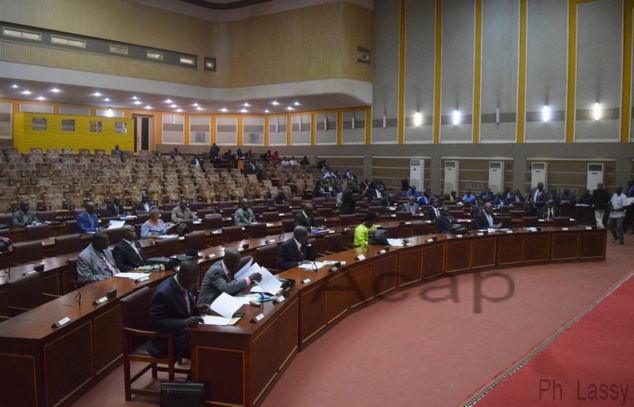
(159, 381, 205, 407)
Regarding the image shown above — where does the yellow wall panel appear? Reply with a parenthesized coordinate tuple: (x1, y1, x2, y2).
(13, 112, 134, 153)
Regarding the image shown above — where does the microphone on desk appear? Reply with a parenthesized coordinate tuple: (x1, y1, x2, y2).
(71, 280, 82, 307)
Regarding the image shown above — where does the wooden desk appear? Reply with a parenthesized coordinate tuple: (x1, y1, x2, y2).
(0, 271, 173, 407)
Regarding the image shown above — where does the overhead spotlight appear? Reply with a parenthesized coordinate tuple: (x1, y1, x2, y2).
(36, 96, 46, 101)
(541, 105, 551, 122)
(170, 104, 178, 108)
(104, 98, 111, 102)
(92, 92, 102, 97)
(192, 103, 199, 107)
(287, 106, 294, 111)
(11, 84, 19, 89)
(21, 90, 32, 95)
(452, 110, 461, 125)
(240, 108, 248, 113)
(293, 101, 300, 106)
(592, 103, 601, 121)
(176, 108, 183, 113)
(132, 101, 142, 105)
(164, 99, 173, 104)
(144, 105, 153, 110)
(414, 112, 423, 127)
(243, 102, 250, 107)
(131, 96, 138, 100)
(196, 106, 202, 111)
(50, 88, 61, 93)
(220, 108, 228, 112)
(265, 109, 270, 113)
(272, 101, 280, 106)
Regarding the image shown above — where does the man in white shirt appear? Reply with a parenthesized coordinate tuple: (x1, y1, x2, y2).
(608, 186, 628, 245)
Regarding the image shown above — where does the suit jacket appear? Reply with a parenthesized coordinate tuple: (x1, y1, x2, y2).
(77, 211, 100, 233)
(368, 189, 384, 201)
(473, 211, 496, 229)
(76, 244, 120, 284)
(11, 210, 40, 228)
(106, 202, 124, 217)
(135, 201, 151, 215)
(197, 261, 248, 305)
(148, 276, 197, 359)
(435, 215, 455, 233)
(294, 211, 317, 231)
(171, 206, 196, 222)
(234, 208, 256, 226)
(425, 206, 442, 221)
(540, 206, 560, 219)
(528, 188, 546, 207)
(277, 238, 316, 270)
(402, 202, 420, 214)
(339, 188, 364, 215)
(112, 239, 146, 272)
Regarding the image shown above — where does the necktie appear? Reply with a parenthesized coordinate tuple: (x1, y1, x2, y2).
(299, 246, 304, 260)
(487, 213, 492, 227)
(131, 242, 144, 264)
(549, 208, 553, 219)
(99, 252, 116, 275)
(377, 190, 382, 198)
(183, 289, 191, 314)
(434, 208, 439, 217)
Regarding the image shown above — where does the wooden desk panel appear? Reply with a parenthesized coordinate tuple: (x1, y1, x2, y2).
(524, 233, 550, 263)
(348, 262, 375, 309)
(578, 230, 606, 259)
(93, 304, 123, 375)
(375, 252, 398, 297)
(423, 243, 444, 279)
(472, 236, 496, 269)
(326, 272, 349, 324)
(397, 247, 423, 287)
(551, 233, 579, 261)
(445, 239, 472, 273)
(497, 235, 525, 266)
(299, 282, 327, 345)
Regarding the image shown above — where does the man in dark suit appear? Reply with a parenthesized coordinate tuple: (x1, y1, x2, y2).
(197, 249, 262, 305)
(106, 196, 124, 217)
(540, 200, 559, 220)
(435, 206, 457, 233)
(295, 204, 320, 231)
(528, 182, 546, 209)
(277, 226, 316, 270)
(12, 200, 40, 228)
(339, 184, 367, 215)
(135, 193, 151, 215)
(473, 202, 500, 229)
(113, 225, 146, 272)
(425, 198, 442, 221)
(148, 261, 210, 360)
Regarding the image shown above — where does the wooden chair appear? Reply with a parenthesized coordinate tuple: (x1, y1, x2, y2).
(396, 211, 413, 221)
(7, 272, 58, 316)
(323, 233, 350, 254)
(36, 210, 58, 222)
(55, 233, 82, 255)
(522, 216, 539, 227)
(222, 226, 243, 243)
(24, 224, 50, 241)
(155, 237, 180, 257)
(553, 217, 571, 227)
(248, 222, 268, 238)
(65, 220, 79, 235)
(120, 287, 188, 401)
(339, 214, 358, 226)
(282, 218, 296, 233)
(184, 230, 207, 251)
(204, 214, 223, 230)
(253, 244, 281, 274)
(262, 211, 280, 222)
(104, 227, 124, 245)
(12, 241, 45, 265)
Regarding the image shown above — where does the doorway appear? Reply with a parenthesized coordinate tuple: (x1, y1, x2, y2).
(132, 114, 154, 152)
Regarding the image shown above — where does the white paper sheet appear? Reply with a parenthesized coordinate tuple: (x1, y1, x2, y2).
(298, 262, 327, 270)
(158, 234, 179, 239)
(254, 267, 283, 294)
(233, 258, 255, 281)
(210, 292, 244, 318)
(387, 238, 404, 247)
(202, 315, 235, 326)
(113, 272, 147, 280)
(107, 220, 126, 229)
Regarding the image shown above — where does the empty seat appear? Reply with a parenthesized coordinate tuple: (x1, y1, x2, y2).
(510, 210, 525, 220)
(7, 272, 58, 316)
(36, 210, 58, 222)
(553, 217, 571, 227)
(204, 214, 223, 230)
(323, 233, 349, 254)
(248, 222, 268, 238)
(253, 244, 281, 274)
(55, 233, 83, 255)
(522, 216, 539, 227)
(262, 211, 280, 222)
(154, 237, 181, 257)
(282, 219, 296, 233)
(184, 230, 207, 251)
(222, 226, 243, 243)
(317, 207, 333, 218)
(13, 241, 45, 265)
(104, 227, 124, 245)
(66, 220, 79, 235)
(24, 224, 50, 241)
(339, 214, 359, 226)
(396, 212, 413, 221)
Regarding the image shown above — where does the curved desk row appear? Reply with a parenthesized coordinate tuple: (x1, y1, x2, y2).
(188, 227, 606, 407)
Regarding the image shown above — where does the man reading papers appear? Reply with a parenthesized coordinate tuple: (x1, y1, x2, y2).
(197, 248, 262, 305)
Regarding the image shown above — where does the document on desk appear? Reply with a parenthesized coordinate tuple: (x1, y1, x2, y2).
(255, 267, 283, 294)
(387, 238, 405, 247)
(210, 292, 244, 318)
(158, 234, 179, 239)
(233, 258, 255, 281)
(108, 220, 126, 229)
(113, 272, 147, 280)
(299, 262, 326, 270)
(202, 315, 240, 326)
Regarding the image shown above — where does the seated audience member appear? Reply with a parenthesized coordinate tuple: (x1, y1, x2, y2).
(106, 196, 124, 217)
(418, 191, 432, 206)
(323, 167, 334, 179)
(141, 206, 167, 239)
(511, 189, 525, 203)
(353, 212, 378, 247)
(197, 249, 262, 305)
(461, 190, 477, 205)
(448, 191, 457, 201)
(578, 189, 593, 205)
(473, 202, 500, 229)
(280, 156, 290, 166)
(402, 196, 420, 214)
(436, 206, 457, 233)
(235, 148, 244, 159)
(113, 225, 146, 272)
(260, 149, 272, 161)
(78, 201, 100, 233)
(170, 147, 182, 158)
(135, 193, 152, 215)
(12, 200, 40, 228)
(300, 156, 310, 166)
(244, 149, 253, 159)
(540, 200, 559, 220)
(277, 226, 317, 270)
(343, 168, 353, 179)
(234, 199, 257, 226)
(480, 187, 494, 200)
(406, 186, 420, 198)
(111, 145, 122, 155)
(271, 150, 280, 160)
(560, 189, 577, 204)
(148, 261, 210, 360)
(246, 159, 263, 180)
(274, 190, 288, 205)
(313, 180, 328, 198)
(493, 193, 505, 208)
(368, 185, 385, 202)
(171, 200, 199, 223)
(382, 193, 397, 208)
(425, 199, 442, 220)
(289, 156, 300, 166)
(375, 179, 387, 191)
(77, 232, 120, 284)
(190, 154, 203, 166)
(295, 204, 320, 231)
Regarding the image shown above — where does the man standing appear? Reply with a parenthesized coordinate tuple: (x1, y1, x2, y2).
(171, 200, 199, 223)
(277, 226, 316, 270)
(197, 249, 262, 305)
(113, 225, 146, 272)
(12, 200, 40, 228)
(77, 232, 119, 284)
(591, 183, 610, 229)
(234, 199, 257, 226)
(339, 184, 366, 215)
(148, 261, 210, 360)
(528, 182, 546, 210)
(608, 186, 628, 245)
(77, 201, 100, 233)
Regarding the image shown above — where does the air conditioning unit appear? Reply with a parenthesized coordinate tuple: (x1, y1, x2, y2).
(531, 162, 548, 190)
(409, 159, 425, 191)
(488, 161, 504, 194)
(586, 163, 604, 192)
(444, 160, 460, 194)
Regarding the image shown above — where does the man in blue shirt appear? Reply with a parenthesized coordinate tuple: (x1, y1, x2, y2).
(462, 190, 476, 205)
(77, 201, 100, 233)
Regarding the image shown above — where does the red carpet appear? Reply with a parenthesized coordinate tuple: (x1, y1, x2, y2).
(464, 272, 634, 407)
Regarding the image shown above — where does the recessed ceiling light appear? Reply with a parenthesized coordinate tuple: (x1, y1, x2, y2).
(176, 108, 183, 112)
(243, 102, 250, 107)
(92, 92, 102, 97)
(11, 84, 19, 89)
(50, 88, 61, 93)
(21, 90, 32, 95)
(192, 103, 199, 107)
(36, 96, 46, 101)
(220, 108, 228, 112)
(265, 109, 270, 113)
(272, 101, 280, 106)
(131, 96, 138, 100)
(196, 107, 203, 111)
(104, 98, 111, 102)
(132, 101, 142, 105)
(286, 106, 294, 111)
(240, 109, 248, 113)
(293, 101, 300, 106)
(170, 104, 178, 108)
(164, 99, 173, 104)
(144, 105, 153, 109)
